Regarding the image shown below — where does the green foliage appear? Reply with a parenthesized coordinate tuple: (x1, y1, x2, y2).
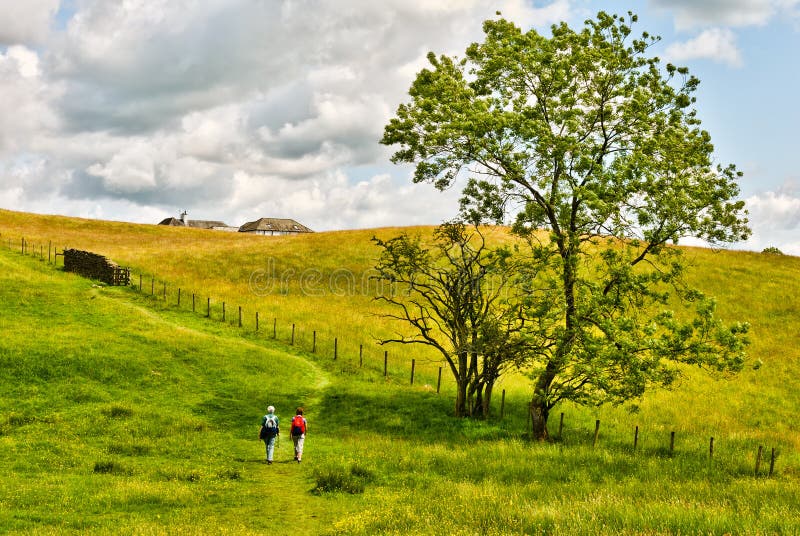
(382, 11, 752, 437)
(762, 246, 784, 255)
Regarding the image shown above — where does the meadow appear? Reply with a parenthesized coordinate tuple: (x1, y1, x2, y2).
(1, 207, 799, 534)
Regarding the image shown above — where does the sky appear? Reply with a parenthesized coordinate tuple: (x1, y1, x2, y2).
(0, 0, 798, 254)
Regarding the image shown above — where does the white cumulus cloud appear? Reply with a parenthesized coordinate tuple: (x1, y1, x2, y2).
(652, 0, 799, 30)
(0, 0, 566, 229)
(0, 46, 60, 154)
(0, 0, 60, 45)
(665, 28, 743, 67)
(739, 188, 800, 255)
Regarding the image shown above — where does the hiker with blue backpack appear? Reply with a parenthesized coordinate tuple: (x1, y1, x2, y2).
(259, 405, 280, 465)
(290, 407, 307, 463)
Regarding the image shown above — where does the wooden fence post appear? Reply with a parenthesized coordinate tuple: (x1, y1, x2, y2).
(755, 445, 764, 475)
(239, 306, 242, 328)
(273, 318, 276, 339)
(139, 274, 142, 292)
(178, 288, 181, 307)
(436, 367, 442, 394)
(500, 390, 506, 419)
(359, 344, 363, 367)
(633, 425, 639, 451)
(593, 420, 601, 447)
(222, 302, 226, 322)
(255, 312, 259, 331)
(410, 359, 415, 385)
(48, 241, 51, 263)
(312, 331, 316, 353)
(670, 431, 676, 455)
(559, 412, 564, 439)
(709, 437, 714, 459)
(384, 350, 388, 376)
(192, 293, 195, 312)
(207, 298, 210, 318)
(769, 448, 776, 477)
(151, 277, 154, 295)
(291, 324, 295, 345)
(163, 282, 166, 300)
(334, 338, 338, 360)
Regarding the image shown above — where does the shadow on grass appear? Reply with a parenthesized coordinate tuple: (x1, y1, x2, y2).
(313, 380, 518, 445)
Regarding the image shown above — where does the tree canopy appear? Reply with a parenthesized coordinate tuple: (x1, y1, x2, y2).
(382, 12, 751, 439)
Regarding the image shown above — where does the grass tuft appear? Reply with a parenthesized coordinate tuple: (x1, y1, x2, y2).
(103, 404, 134, 418)
(92, 460, 130, 475)
(312, 464, 375, 495)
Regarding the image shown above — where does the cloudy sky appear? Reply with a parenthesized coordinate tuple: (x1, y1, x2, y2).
(1, 0, 799, 254)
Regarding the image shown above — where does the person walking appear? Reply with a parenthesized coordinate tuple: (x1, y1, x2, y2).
(290, 407, 308, 463)
(259, 405, 280, 465)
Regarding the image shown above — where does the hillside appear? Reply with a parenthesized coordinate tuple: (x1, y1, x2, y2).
(1, 208, 800, 534)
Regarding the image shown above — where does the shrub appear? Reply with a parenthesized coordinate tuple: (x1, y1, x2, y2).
(762, 246, 784, 255)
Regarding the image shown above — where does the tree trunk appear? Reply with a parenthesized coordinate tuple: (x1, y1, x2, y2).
(530, 400, 549, 441)
(481, 381, 494, 419)
(530, 361, 556, 441)
(471, 381, 486, 419)
(454, 377, 468, 417)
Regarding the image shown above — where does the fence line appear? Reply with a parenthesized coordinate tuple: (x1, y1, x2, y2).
(1, 234, 452, 390)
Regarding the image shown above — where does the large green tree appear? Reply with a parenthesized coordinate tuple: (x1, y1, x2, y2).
(381, 12, 751, 439)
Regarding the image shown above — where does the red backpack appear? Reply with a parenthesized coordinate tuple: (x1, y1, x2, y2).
(291, 415, 306, 436)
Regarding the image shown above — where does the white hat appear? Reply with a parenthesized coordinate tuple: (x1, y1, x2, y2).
(267, 405, 275, 413)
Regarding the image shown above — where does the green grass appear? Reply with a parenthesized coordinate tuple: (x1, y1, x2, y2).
(1, 209, 800, 534)
(0, 249, 349, 534)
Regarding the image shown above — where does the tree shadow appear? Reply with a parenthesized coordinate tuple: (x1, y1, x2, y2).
(312, 381, 510, 444)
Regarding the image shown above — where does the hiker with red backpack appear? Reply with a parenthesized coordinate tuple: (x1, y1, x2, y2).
(290, 407, 308, 463)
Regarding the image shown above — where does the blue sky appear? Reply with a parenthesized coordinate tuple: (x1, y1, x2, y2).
(0, 0, 798, 254)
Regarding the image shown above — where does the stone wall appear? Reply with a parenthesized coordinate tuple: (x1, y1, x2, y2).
(63, 249, 130, 286)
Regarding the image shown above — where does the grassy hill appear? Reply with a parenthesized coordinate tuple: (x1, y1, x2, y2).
(1, 208, 799, 534)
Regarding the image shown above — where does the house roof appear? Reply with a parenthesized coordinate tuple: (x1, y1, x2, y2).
(238, 218, 313, 233)
(158, 217, 228, 229)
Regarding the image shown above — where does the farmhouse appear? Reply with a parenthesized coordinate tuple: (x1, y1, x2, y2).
(157, 211, 237, 231)
(238, 217, 314, 236)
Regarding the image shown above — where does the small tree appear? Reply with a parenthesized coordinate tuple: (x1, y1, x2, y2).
(373, 222, 525, 418)
(382, 12, 751, 439)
